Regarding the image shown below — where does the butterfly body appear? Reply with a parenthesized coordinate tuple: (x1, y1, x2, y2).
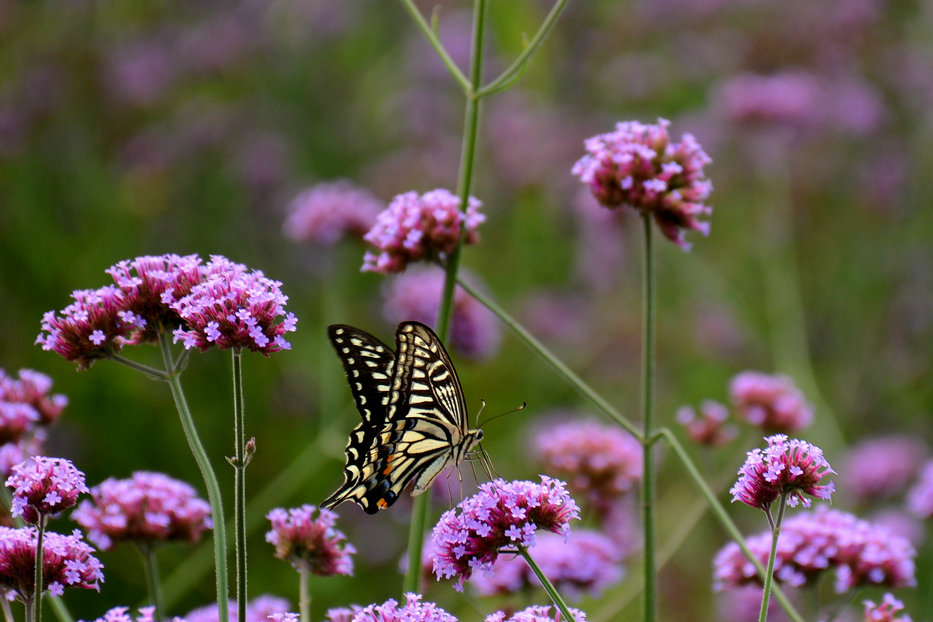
(322, 321, 483, 514)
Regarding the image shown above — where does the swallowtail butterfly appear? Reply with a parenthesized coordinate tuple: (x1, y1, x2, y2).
(322, 321, 484, 513)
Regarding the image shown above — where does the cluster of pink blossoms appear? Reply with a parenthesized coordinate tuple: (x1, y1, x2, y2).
(675, 400, 738, 447)
(72, 471, 211, 550)
(350, 593, 456, 622)
(283, 180, 384, 245)
(485, 606, 587, 622)
(37, 253, 297, 367)
(840, 435, 928, 502)
(264, 505, 355, 576)
(362, 189, 484, 273)
(730, 434, 834, 511)
(6, 455, 88, 524)
(862, 594, 912, 622)
(572, 118, 712, 249)
(0, 370, 67, 479)
(729, 371, 813, 433)
(0, 527, 103, 600)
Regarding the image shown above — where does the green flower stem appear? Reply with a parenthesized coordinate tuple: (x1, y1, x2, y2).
(477, 0, 571, 97)
(231, 348, 248, 622)
(657, 429, 803, 622)
(759, 497, 788, 622)
(158, 332, 229, 622)
(640, 213, 657, 622)
(30, 515, 47, 622)
(399, 0, 470, 93)
(107, 354, 171, 381)
(138, 544, 165, 622)
(456, 277, 640, 438)
(516, 544, 575, 621)
(1, 595, 14, 622)
(299, 570, 310, 622)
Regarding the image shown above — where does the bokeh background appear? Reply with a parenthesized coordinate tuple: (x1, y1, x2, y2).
(1, 0, 931, 620)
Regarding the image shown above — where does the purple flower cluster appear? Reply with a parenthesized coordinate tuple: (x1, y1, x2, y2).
(907, 460, 933, 519)
(572, 118, 712, 249)
(82, 607, 156, 622)
(351, 593, 457, 622)
(840, 435, 928, 502)
(382, 268, 501, 360)
(729, 371, 813, 433)
(171, 256, 297, 354)
(862, 594, 911, 622)
(362, 189, 485, 273)
(72, 471, 211, 550)
(485, 605, 587, 622)
(675, 400, 737, 447)
(534, 418, 642, 515)
(283, 181, 384, 245)
(713, 507, 916, 592)
(0, 368, 67, 429)
(264, 505, 355, 576)
(432, 477, 580, 591)
(730, 435, 834, 511)
(183, 595, 292, 622)
(6, 456, 88, 524)
(0, 527, 103, 600)
(37, 253, 297, 366)
(469, 530, 622, 600)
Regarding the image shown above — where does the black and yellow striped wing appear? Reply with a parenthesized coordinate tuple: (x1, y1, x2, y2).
(321, 321, 484, 514)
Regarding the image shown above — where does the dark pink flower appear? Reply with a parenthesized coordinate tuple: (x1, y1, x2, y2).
(0, 369, 68, 427)
(283, 181, 383, 245)
(729, 372, 813, 433)
(264, 505, 355, 576)
(730, 435, 834, 511)
(675, 400, 738, 447)
(0, 527, 103, 601)
(907, 460, 933, 519)
(323, 607, 363, 622)
(0, 403, 38, 446)
(432, 477, 580, 591)
(840, 435, 928, 502)
(72, 472, 211, 550)
(862, 594, 911, 622)
(362, 189, 484, 273)
(572, 118, 712, 250)
(171, 255, 297, 354)
(6, 456, 88, 524)
(484, 605, 587, 622)
(82, 607, 156, 622)
(352, 593, 456, 622)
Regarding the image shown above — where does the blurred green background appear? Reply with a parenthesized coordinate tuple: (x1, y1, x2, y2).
(1, 0, 931, 620)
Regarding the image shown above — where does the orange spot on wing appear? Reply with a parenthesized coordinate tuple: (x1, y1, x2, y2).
(382, 453, 395, 475)
(377, 498, 388, 509)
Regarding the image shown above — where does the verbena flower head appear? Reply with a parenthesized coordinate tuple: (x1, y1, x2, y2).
(0, 402, 39, 446)
(675, 400, 738, 447)
(72, 471, 211, 550)
(6, 456, 88, 524)
(81, 606, 156, 622)
(382, 267, 501, 360)
(716, 586, 791, 622)
(0, 526, 103, 601)
(105, 254, 204, 344)
(862, 594, 912, 622)
(432, 476, 580, 591)
(469, 530, 622, 600)
(362, 189, 484, 273)
(730, 435, 834, 511)
(484, 605, 587, 622)
(351, 593, 457, 622)
(323, 607, 363, 622)
(283, 181, 383, 245)
(36, 285, 142, 369)
(171, 255, 297, 354)
(0, 434, 45, 481)
(534, 417, 642, 515)
(183, 595, 292, 622)
(0, 368, 68, 427)
(713, 507, 915, 592)
(729, 371, 813, 432)
(264, 505, 355, 576)
(571, 118, 712, 250)
(907, 460, 933, 519)
(840, 435, 928, 502)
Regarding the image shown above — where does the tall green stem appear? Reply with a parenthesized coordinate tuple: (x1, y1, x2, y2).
(138, 544, 165, 622)
(299, 570, 310, 622)
(158, 332, 229, 622)
(759, 498, 788, 622)
(640, 213, 658, 622)
(232, 348, 248, 622)
(30, 515, 47, 622)
(516, 544, 575, 621)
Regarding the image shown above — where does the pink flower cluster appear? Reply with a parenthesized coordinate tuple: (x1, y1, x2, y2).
(362, 189, 484, 273)
(182, 595, 292, 622)
(283, 180, 384, 245)
(0, 369, 67, 429)
(72, 471, 211, 550)
(730, 434, 834, 511)
(432, 477, 580, 591)
(840, 435, 928, 502)
(713, 507, 916, 592)
(534, 418, 642, 515)
(729, 371, 813, 433)
(907, 460, 933, 519)
(485, 605, 587, 622)
(6, 456, 88, 524)
(37, 253, 297, 366)
(572, 118, 712, 249)
(264, 505, 355, 576)
(350, 593, 457, 622)
(0, 527, 103, 600)
(862, 594, 912, 622)
(82, 607, 156, 622)
(675, 400, 737, 447)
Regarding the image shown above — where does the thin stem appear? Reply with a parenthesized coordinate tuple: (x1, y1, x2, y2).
(758, 497, 788, 622)
(232, 348, 248, 622)
(640, 213, 657, 622)
(105, 354, 170, 381)
(516, 544, 575, 622)
(477, 0, 571, 97)
(456, 277, 640, 437)
(657, 428, 803, 622)
(398, 0, 471, 93)
(0, 595, 14, 622)
(32, 515, 47, 622)
(158, 332, 229, 622)
(299, 570, 310, 622)
(138, 544, 165, 622)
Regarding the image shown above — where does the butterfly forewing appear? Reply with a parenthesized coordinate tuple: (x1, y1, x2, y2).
(327, 325, 395, 426)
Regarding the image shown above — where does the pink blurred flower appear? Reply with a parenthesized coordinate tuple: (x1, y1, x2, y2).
(907, 460, 933, 519)
(265, 505, 355, 576)
(283, 181, 383, 245)
(0, 369, 67, 427)
(840, 435, 928, 502)
(675, 400, 738, 447)
(352, 593, 456, 622)
(183, 595, 292, 622)
(730, 434, 834, 511)
(862, 594, 912, 622)
(485, 605, 586, 622)
(82, 607, 155, 622)
(729, 371, 813, 433)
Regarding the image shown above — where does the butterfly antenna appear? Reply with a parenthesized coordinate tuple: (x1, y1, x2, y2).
(474, 399, 487, 428)
(477, 401, 527, 427)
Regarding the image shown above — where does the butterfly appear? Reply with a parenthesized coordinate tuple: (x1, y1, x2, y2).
(321, 321, 485, 514)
